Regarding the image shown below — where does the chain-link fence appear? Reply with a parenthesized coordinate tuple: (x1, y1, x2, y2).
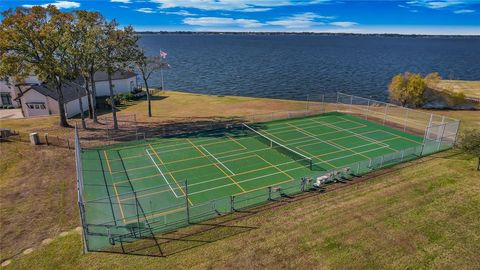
(75, 92, 460, 255)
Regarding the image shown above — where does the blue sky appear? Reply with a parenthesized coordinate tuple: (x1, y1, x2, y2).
(1, 0, 479, 34)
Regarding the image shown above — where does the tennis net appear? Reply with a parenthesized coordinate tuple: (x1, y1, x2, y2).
(242, 123, 313, 170)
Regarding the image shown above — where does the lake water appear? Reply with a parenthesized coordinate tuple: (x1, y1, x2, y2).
(138, 34, 480, 101)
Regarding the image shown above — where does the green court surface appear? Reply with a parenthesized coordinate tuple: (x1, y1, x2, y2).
(81, 111, 424, 235)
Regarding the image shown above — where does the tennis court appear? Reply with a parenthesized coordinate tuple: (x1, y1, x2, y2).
(81, 111, 425, 231)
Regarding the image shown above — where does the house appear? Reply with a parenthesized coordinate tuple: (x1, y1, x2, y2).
(0, 70, 137, 118)
(15, 82, 89, 118)
(93, 70, 138, 96)
(0, 75, 39, 108)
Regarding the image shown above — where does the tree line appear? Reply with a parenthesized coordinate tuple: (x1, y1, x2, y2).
(0, 5, 166, 129)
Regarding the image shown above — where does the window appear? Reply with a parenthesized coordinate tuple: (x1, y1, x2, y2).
(1, 93, 12, 105)
(27, 103, 46, 110)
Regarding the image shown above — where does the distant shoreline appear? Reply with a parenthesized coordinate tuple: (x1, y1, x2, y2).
(135, 31, 480, 38)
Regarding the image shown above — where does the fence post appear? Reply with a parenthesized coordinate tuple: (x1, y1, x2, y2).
(230, 195, 235, 212)
(305, 94, 309, 114)
(336, 92, 340, 111)
(349, 95, 353, 113)
(45, 133, 49, 146)
(403, 108, 409, 132)
(366, 99, 371, 120)
(383, 104, 388, 125)
(185, 180, 190, 224)
(321, 94, 325, 113)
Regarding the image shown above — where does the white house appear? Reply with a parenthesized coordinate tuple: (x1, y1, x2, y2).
(15, 82, 89, 118)
(0, 70, 137, 118)
(0, 75, 40, 108)
(93, 70, 137, 96)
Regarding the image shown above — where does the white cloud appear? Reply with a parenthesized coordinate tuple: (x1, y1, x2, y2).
(241, 8, 273, 12)
(160, 10, 198, 16)
(330, 21, 358, 27)
(150, 0, 329, 12)
(110, 0, 131, 3)
(267, 12, 334, 29)
(136, 7, 156, 13)
(184, 17, 265, 28)
(23, 1, 80, 9)
(454, 9, 475, 13)
(405, 0, 478, 9)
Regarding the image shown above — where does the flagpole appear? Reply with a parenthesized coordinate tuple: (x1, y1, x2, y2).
(160, 68, 164, 90)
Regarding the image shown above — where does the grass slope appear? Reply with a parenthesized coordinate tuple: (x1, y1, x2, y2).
(1, 90, 479, 269)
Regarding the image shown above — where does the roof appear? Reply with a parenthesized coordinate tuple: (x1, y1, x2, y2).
(93, 70, 137, 82)
(16, 81, 87, 103)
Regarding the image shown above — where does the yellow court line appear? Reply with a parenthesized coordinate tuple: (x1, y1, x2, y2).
(296, 121, 373, 160)
(228, 136, 248, 150)
(193, 138, 246, 192)
(149, 143, 193, 206)
(124, 206, 187, 224)
(266, 118, 352, 134)
(234, 178, 296, 196)
(113, 183, 126, 224)
(229, 135, 294, 181)
(213, 163, 246, 192)
(298, 136, 400, 160)
(285, 123, 360, 166)
(312, 117, 399, 152)
(104, 150, 113, 175)
(148, 144, 165, 164)
(254, 154, 294, 181)
(113, 153, 260, 184)
(269, 122, 367, 144)
(187, 138, 243, 192)
(187, 138, 207, 157)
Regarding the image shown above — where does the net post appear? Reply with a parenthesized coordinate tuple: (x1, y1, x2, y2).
(403, 108, 409, 132)
(185, 180, 190, 224)
(268, 186, 272, 201)
(230, 195, 235, 212)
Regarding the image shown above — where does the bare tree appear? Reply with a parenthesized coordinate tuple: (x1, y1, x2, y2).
(134, 49, 169, 117)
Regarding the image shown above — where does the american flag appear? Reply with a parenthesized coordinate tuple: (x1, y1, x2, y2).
(160, 50, 167, 59)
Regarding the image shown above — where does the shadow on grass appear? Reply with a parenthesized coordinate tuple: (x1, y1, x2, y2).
(97, 212, 259, 257)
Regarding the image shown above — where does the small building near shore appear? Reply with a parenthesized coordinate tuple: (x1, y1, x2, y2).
(93, 70, 138, 96)
(15, 82, 88, 118)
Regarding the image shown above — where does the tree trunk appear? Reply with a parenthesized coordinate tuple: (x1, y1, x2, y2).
(85, 77, 93, 119)
(144, 78, 152, 117)
(56, 82, 70, 128)
(107, 71, 118, 130)
(477, 157, 480, 171)
(78, 88, 86, 129)
(89, 70, 98, 123)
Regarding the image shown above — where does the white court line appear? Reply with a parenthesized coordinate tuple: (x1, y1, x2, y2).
(200, 145, 235, 175)
(111, 140, 393, 201)
(185, 144, 390, 196)
(317, 118, 391, 148)
(145, 148, 180, 198)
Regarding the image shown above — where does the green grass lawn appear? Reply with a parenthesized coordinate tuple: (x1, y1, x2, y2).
(6, 149, 480, 269)
(1, 91, 479, 269)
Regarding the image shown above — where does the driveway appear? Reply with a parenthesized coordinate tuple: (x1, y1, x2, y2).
(0, 109, 24, 119)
